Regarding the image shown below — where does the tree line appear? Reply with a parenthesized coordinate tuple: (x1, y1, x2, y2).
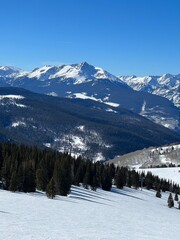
(0, 143, 180, 199)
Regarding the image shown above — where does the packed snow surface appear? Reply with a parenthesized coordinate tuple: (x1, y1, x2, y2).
(1, 185, 180, 240)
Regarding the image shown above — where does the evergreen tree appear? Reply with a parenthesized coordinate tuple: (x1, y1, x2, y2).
(36, 168, 48, 191)
(174, 192, 179, 201)
(9, 171, 18, 192)
(101, 167, 112, 191)
(167, 193, 174, 208)
(74, 161, 85, 186)
(83, 162, 92, 189)
(115, 169, 124, 189)
(46, 178, 56, 199)
(53, 158, 72, 196)
(126, 171, 132, 188)
(145, 172, 153, 190)
(22, 166, 36, 192)
(131, 170, 139, 189)
(156, 189, 161, 198)
(91, 175, 98, 191)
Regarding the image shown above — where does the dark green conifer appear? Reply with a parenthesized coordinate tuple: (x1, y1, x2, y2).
(46, 178, 56, 199)
(83, 163, 92, 189)
(174, 192, 179, 201)
(167, 193, 174, 208)
(53, 159, 72, 196)
(9, 171, 18, 192)
(36, 168, 48, 191)
(115, 169, 124, 189)
(131, 170, 139, 189)
(156, 189, 162, 198)
(126, 171, 132, 188)
(101, 167, 112, 191)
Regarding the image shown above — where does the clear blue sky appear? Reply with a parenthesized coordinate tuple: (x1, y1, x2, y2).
(0, 0, 180, 76)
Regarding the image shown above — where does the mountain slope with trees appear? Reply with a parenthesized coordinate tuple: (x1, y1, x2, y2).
(0, 87, 180, 160)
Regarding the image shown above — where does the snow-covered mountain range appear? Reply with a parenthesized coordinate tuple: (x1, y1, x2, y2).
(0, 63, 179, 133)
(120, 74, 180, 108)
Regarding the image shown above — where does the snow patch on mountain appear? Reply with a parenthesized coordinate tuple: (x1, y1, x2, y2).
(0, 95, 26, 108)
(12, 121, 26, 128)
(76, 125, 85, 132)
(104, 102, 119, 107)
(0, 95, 24, 100)
(70, 92, 120, 107)
(47, 92, 58, 97)
(106, 108, 117, 113)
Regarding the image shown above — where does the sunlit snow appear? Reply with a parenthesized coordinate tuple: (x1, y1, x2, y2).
(1, 185, 180, 240)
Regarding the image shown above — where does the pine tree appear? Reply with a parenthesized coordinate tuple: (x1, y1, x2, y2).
(91, 176, 98, 191)
(53, 158, 72, 196)
(145, 172, 153, 190)
(167, 193, 174, 208)
(101, 167, 112, 191)
(115, 169, 124, 189)
(131, 170, 139, 189)
(36, 168, 48, 191)
(83, 162, 92, 189)
(46, 178, 56, 199)
(126, 171, 132, 188)
(74, 162, 85, 186)
(174, 192, 179, 201)
(156, 189, 161, 198)
(9, 171, 18, 192)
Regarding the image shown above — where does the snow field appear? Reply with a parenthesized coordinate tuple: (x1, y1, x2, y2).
(1, 185, 180, 240)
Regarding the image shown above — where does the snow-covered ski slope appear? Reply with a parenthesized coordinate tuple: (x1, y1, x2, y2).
(1, 185, 180, 240)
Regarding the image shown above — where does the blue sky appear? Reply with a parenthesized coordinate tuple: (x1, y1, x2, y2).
(0, 0, 180, 76)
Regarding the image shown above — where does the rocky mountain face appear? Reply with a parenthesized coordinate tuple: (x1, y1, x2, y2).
(119, 74, 180, 108)
(0, 87, 180, 161)
(0, 63, 179, 133)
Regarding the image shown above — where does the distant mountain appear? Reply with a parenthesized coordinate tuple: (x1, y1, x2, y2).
(108, 143, 180, 168)
(0, 87, 180, 161)
(120, 73, 180, 108)
(0, 62, 179, 133)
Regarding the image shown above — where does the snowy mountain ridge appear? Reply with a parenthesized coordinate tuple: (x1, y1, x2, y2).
(1, 62, 124, 84)
(0, 63, 179, 133)
(119, 74, 180, 108)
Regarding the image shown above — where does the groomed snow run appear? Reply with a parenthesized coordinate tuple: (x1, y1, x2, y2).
(1, 185, 180, 240)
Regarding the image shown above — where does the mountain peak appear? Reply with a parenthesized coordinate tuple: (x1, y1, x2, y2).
(0, 66, 22, 76)
(79, 61, 90, 67)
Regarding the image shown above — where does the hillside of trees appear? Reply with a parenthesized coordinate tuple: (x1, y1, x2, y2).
(1, 87, 180, 161)
(0, 143, 180, 199)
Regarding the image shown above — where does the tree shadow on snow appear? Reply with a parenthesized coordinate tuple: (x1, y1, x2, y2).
(0, 210, 11, 214)
(69, 194, 110, 205)
(111, 188, 145, 201)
